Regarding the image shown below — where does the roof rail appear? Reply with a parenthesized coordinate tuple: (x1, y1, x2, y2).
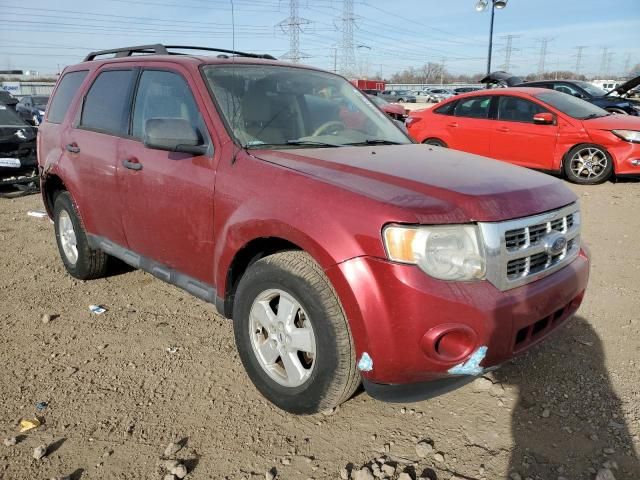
(83, 44, 276, 62)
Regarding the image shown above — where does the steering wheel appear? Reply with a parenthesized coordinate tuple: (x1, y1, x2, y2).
(312, 120, 346, 137)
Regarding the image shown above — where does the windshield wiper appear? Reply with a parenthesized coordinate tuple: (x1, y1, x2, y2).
(244, 139, 343, 149)
(582, 113, 608, 120)
(344, 139, 404, 146)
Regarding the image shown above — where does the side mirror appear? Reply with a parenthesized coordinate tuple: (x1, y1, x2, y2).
(143, 118, 207, 156)
(533, 112, 555, 125)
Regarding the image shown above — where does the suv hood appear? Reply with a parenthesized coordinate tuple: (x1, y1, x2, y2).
(251, 144, 576, 223)
(606, 74, 640, 96)
(480, 71, 523, 87)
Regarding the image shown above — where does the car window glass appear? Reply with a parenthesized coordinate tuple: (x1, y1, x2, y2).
(131, 70, 208, 144)
(434, 101, 455, 115)
(553, 83, 580, 96)
(81, 70, 134, 135)
(454, 96, 491, 119)
(48, 70, 88, 124)
(497, 96, 547, 123)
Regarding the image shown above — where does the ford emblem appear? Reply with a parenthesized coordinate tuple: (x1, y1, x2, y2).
(546, 234, 567, 255)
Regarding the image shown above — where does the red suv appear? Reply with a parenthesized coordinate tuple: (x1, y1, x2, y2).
(38, 45, 590, 414)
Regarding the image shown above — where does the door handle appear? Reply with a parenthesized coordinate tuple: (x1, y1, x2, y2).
(447, 122, 458, 127)
(65, 143, 80, 153)
(497, 127, 510, 132)
(122, 158, 143, 171)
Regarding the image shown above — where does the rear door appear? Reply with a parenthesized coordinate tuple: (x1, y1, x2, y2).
(490, 95, 558, 169)
(448, 95, 493, 156)
(64, 68, 137, 246)
(117, 66, 217, 284)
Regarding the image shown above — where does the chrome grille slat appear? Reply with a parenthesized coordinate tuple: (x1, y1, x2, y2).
(479, 203, 581, 291)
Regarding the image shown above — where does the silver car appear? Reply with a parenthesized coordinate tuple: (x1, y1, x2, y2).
(411, 90, 435, 103)
(425, 88, 455, 103)
(379, 90, 417, 103)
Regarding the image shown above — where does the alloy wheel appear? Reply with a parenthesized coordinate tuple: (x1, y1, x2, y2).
(58, 210, 78, 265)
(569, 147, 609, 181)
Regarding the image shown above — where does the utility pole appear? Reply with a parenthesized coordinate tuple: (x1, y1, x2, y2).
(537, 38, 552, 78)
(276, 0, 310, 63)
(338, 0, 356, 77)
(499, 34, 519, 71)
(599, 47, 609, 77)
(333, 48, 337, 73)
(573, 46, 587, 76)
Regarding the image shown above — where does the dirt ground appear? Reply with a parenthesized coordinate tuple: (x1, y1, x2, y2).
(0, 179, 639, 480)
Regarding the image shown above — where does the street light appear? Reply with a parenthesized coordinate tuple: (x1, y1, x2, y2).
(475, 0, 508, 76)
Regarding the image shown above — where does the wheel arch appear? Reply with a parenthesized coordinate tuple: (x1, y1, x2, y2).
(42, 174, 68, 217)
(561, 142, 617, 175)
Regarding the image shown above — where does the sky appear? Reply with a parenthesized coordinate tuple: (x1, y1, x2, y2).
(0, 0, 638, 79)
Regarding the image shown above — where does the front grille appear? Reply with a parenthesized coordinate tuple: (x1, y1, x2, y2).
(479, 203, 581, 291)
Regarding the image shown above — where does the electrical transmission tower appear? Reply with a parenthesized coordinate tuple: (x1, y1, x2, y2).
(606, 52, 615, 78)
(338, 0, 357, 77)
(537, 38, 552, 78)
(499, 35, 519, 71)
(623, 53, 631, 75)
(573, 46, 587, 76)
(277, 0, 310, 63)
(599, 47, 609, 77)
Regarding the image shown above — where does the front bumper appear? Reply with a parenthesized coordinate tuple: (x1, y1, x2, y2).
(325, 249, 589, 388)
(605, 139, 640, 175)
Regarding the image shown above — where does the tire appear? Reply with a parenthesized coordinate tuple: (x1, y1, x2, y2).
(397, 98, 405, 103)
(563, 144, 613, 185)
(423, 138, 447, 147)
(53, 191, 109, 280)
(233, 251, 360, 414)
(605, 108, 628, 115)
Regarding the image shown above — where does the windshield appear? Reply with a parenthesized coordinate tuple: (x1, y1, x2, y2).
(0, 104, 27, 126)
(573, 81, 607, 97)
(534, 91, 609, 119)
(32, 96, 49, 105)
(369, 95, 389, 107)
(203, 65, 410, 148)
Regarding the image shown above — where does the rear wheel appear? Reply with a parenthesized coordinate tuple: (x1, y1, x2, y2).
(233, 251, 360, 414)
(423, 138, 447, 147)
(397, 98, 405, 103)
(564, 144, 613, 184)
(605, 108, 628, 115)
(53, 191, 109, 279)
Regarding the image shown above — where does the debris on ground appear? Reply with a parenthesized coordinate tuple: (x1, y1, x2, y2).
(166, 346, 179, 354)
(19, 418, 41, 432)
(33, 444, 47, 460)
(170, 463, 188, 479)
(164, 441, 182, 457)
(89, 305, 107, 314)
(3, 437, 17, 447)
(27, 210, 48, 218)
(415, 440, 433, 458)
(35, 401, 49, 412)
(41, 313, 52, 324)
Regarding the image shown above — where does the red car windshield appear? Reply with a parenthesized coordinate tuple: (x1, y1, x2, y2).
(534, 91, 609, 120)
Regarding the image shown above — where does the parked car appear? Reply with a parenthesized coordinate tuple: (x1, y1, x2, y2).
(482, 71, 640, 116)
(367, 94, 408, 122)
(16, 95, 50, 125)
(425, 88, 455, 102)
(411, 90, 434, 103)
(0, 90, 19, 110)
(379, 90, 416, 103)
(39, 44, 589, 414)
(453, 86, 482, 95)
(0, 104, 38, 186)
(407, 87, 640, 184)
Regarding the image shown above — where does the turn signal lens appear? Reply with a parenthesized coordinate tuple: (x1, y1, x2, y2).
(383, 226, 417, 263)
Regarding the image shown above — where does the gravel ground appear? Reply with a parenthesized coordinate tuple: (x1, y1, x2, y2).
(0, 180, 639, 480)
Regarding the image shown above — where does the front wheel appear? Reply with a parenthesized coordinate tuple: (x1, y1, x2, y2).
(423, 138, 447, 147)
(233, 251, 360, 414)
(564, 144, 613, 184)
(605, 108, 628, 115)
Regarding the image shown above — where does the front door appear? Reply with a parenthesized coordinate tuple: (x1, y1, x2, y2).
(490, 95, 558, 169)
(117, 67, 217, 284)
(448, 95, 493, 156)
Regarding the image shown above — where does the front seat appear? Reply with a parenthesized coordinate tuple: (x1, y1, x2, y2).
(241, 85, 286, 145)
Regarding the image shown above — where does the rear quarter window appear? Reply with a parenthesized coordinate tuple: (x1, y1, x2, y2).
(47, 70, 88, 124)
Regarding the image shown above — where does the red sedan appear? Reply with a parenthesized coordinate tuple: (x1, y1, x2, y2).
(407, 87, 640, 184)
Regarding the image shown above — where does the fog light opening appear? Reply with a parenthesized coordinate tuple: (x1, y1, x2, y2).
(434, 329, 475, 363)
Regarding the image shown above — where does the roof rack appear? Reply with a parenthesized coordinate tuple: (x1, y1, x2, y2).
(83, 44, 277, 62)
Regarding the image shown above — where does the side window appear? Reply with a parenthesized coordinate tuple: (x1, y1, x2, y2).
(47, 71, 88, 124)
(454, 96, 491, 119)
(553, 83, 580, 96)
(131, 70, 207, 144)
(498, 96, 547, 123)
(434, 101, 456, 115)
(80, 70, 135, 135)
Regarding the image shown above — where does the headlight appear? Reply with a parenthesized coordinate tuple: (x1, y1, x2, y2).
(37, 110, 45, 115)
(612, 129, 640, 143)
(383, 224, 486, 281)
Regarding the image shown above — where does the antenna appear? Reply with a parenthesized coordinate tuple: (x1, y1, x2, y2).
(277, 0, 310, 63)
